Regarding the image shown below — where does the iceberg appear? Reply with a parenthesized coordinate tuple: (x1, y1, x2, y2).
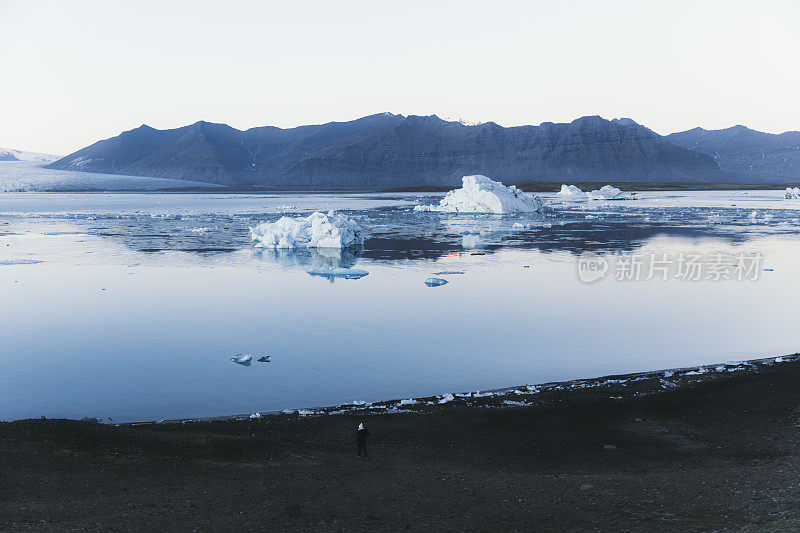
(587, 185, 636, 201)
(785, 187, 800, 199)
(556, 184, 585, 197)
(414, 175, 544, 214)
(250, 211, 364, 249)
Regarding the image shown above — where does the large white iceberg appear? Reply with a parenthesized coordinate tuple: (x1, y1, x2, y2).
(414, 175, 544, 214)
(250, 211, 364, 249)
(785, 187, 800, 199)
(587, 185, 636, 201)
(556, 184, 584, 197)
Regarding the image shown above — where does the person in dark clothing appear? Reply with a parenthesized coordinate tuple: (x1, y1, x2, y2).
(356, 423, 369, 458)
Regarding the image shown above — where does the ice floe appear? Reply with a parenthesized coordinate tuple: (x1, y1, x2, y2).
(414, 175, 544, 214)
(307, 266, 369, 281)
(230, 354, 252, 366)
(424, 277, 448, 287)
(250, 211, 364, 249)
(587, 185, 636, 201)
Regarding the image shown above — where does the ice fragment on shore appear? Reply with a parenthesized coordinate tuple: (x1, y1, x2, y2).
(414, 175, 544, 214)
(250, 211, 364, 249)
(399, 399, 418, 406)
(438, 393, 455, 404)
(249, 413, 261, 419)
(503, 400, 527, 406)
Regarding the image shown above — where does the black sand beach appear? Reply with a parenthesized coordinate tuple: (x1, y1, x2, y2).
(3, 356, 800, 531)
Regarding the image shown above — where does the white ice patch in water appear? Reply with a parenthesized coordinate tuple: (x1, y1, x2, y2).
(231, 354, 252, 366)
(587, 185, 636, 201)
(306, 267, 369, 280)
(250, 211, 364, 249)
(414, 175, 544, 214)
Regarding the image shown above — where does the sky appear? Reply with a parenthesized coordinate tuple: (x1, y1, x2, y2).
(1, 0, 799, 155)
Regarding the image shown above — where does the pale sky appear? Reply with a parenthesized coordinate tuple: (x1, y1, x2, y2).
(1, 0, 799, 155)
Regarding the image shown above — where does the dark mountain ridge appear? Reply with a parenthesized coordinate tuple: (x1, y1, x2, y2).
(48, 113, 726, 188)
(666, 125, 800, 181)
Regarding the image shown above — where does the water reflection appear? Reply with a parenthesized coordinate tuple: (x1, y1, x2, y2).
(252, 245, 363, 269)
(5, 202, 800, 269)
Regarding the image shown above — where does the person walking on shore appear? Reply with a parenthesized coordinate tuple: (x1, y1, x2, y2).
(357, 423, 369, 458)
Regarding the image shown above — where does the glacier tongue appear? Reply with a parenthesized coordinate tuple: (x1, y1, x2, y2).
(250, 211, 365, 249)
(414, 175, 544, 214)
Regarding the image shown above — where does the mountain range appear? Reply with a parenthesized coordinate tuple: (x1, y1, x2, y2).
(666, 125, 800, 181)
(44, 114, 800, 188)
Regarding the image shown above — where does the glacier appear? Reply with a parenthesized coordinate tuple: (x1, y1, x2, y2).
(0, 160, 221, 192)
(414, 175, 544, 214)
(250, 211, 365, 249)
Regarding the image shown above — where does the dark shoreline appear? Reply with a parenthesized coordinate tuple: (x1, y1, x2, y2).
(4, 354, 800, 531)
(125, 353, 799, 427)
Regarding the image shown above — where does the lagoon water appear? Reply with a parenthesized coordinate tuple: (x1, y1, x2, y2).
(2, 191, 799, 422)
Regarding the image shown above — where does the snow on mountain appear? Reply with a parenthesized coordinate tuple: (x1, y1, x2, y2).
(0, 147, 60, 163)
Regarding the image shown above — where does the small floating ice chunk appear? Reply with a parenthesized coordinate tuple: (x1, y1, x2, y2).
(785, 187, 800, 199)
(306, 266, 369, 280)
(250, 211, 364, 249)
(414, 175, 544, 214)
(587, 185, 636, 201)
(249, 412, 261, 419)
(230, 354, 252, 366)
(425, 277, 448, 287)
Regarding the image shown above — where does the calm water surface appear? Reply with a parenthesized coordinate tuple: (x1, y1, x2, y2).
(2, 191, 799, 422)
